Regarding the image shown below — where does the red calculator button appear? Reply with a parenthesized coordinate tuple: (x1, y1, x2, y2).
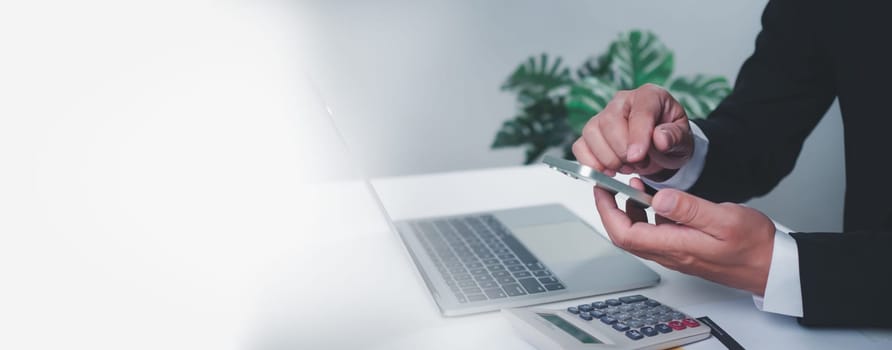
(682, 319, 700, 328)
(667, 320, 687, 330)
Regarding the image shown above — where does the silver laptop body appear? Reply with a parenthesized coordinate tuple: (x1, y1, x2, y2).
(301, 75, 659, 317)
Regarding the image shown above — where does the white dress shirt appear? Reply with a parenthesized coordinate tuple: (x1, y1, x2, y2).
(641, 122, 804, 317)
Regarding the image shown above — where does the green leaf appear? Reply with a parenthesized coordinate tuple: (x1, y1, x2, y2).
(491, 97, 573, 164)
(667, 74, 732, 119)
(576, 51, 612, 81)
(606, 30, 674, 89)
(565, 77, 618, 133)
(502, 53, 573, 105)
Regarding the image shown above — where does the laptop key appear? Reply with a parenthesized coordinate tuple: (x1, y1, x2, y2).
(533, 270, 552, 277)
(497, 276, 516, 284)
(483, 258, 500, 265)
(492, 270, 510, 278)
(513, 271, 532, 278)
(508, 265, 526, 272)
(503, 259, 521, 265)
(467, 294, 488, 302)
(503, 284, 527, 297)
(458, 280, 476, 288)
(479, 281, 499, 289)
(461, 287, 482, 295)
(538, 277, 558, 284)
(484, 288, 507, 299)
(518, 278, 547, 294)
(544, 283, 565, 291)
(469, 268, 488, 275)
(487, 265, 506, 271)
(474, 275, 494, 282)
(455, 294, 467, 303)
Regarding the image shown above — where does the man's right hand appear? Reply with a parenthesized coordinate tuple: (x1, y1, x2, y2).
(571, 84, 694, 181)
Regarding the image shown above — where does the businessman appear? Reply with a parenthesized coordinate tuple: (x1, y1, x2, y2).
(573, 0, 892, 327)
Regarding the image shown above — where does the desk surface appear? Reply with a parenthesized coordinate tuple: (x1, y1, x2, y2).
(258, 165, 892, 349)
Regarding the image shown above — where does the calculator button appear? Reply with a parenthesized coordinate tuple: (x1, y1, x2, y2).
(625, 330, 644, 340)
(667, 320, 687, 330)
(645, 299, 661, 307)
(579, 304, 593, 312)
(590, 310, 606, 319)
(600, 316, 618, 325)
(612, 323, 630, 332)
(619, 295, 648, 304)
(672, 312, 687, 320)
(544, 283, 565, 291)
(591, 301, 608, 309)
(606, 299, 622, 306)
(627, 320, 644, 328)
(579, 312, 593, 321)
(640, 326, 658, 337)
(655, 323, 673, 333)
(643, 317, 658, 325)
(567, 306, 579, 314)
(616, 313, 632, 321)
(682, 319, 701, 328)
(657, 314, 673, 323)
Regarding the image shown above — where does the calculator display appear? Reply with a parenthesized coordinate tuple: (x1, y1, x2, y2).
(537, 313, 603, 344)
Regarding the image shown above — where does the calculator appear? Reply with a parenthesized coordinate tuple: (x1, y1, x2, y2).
(503, 295, 710, 350)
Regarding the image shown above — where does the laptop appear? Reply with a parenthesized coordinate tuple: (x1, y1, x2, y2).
(299, 75, 659, 317)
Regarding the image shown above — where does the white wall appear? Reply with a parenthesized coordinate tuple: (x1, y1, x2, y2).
(298, 0, 845, 231)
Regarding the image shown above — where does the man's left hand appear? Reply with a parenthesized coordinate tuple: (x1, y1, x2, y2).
(594, 179, 776, 295)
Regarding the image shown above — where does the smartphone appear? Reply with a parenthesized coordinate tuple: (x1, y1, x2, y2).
(542, 155, 653, 208)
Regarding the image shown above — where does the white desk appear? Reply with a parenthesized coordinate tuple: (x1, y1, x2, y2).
(256, 165, 892, 349)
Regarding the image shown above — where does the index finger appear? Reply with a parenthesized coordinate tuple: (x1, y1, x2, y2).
(626, 96, 659, 163)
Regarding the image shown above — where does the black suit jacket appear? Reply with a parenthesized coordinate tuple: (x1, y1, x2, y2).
(689, 0, 892, 327)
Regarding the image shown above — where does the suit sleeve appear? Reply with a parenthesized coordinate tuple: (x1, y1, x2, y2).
(687, 0, 836, 203)
(791, 231, 892, 327)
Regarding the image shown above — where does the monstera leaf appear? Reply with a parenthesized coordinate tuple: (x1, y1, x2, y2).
(491, 97, 572, 164)
(502, 53, 573, 105)
(667, 74, 732, 119)
(606, 30, 674, 89)
(565, 77, 617, 133)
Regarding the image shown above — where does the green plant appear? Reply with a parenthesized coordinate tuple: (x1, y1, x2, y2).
(492, 30, 732, 164)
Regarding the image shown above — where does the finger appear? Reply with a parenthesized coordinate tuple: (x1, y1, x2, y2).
(625, 178, 648, 223)
(593, 186, 632, 245)
(625, 92, 660, 163)
(572, 138, 603, 170)
(652, 189, 725, 234)
(585, 130, 622, 176)
(599, 115, 630, 162)
(652, 121, 692, 157)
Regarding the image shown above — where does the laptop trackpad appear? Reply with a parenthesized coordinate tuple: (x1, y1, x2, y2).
(512, 221, 620, 273)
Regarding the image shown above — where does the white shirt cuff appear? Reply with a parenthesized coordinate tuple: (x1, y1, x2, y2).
(641, 121, 709, 191)
(752, 229, 804, 317)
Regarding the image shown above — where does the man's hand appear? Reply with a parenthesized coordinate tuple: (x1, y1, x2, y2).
(572, 84, 693, 181)
(594, 179, 776, 296)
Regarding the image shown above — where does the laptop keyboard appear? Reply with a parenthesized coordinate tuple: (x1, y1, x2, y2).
(412, 214, 565, 304)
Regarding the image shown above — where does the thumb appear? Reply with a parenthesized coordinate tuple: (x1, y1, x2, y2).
(652, 122, 692, 157)
(652, 189, 722, 232)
